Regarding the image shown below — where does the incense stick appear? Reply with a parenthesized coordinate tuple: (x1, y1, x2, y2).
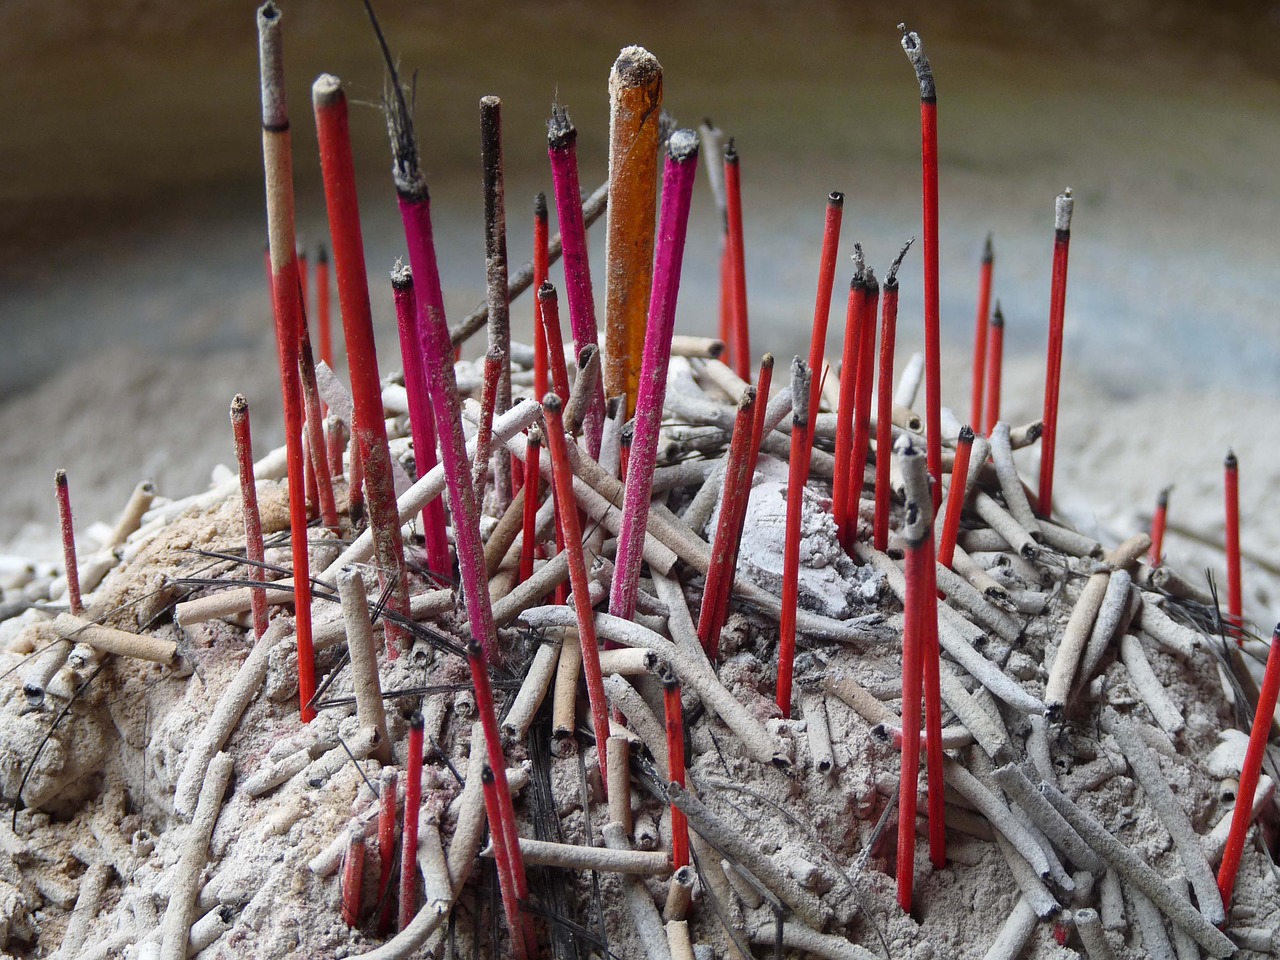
(53, 470, 82, 615)
(971, 234, 994, 430)
(1038, 189, 1073, 513)
(1149, 486, 1170, 567)
(777, 359, 811, 717)
(847, 268, 881, 538)
(833, 260, 867, 551)
(874, 241, 913, 551)
(984, 302, 1004, 436)
(804, 191, 844, 455)
(480, 95, 513, 509)
(231, 396, 268, 638)
(1224, 450, 1243, 641)
(723, 140, 752, 380)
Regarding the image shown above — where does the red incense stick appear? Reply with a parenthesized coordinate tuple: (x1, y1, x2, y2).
(231, 395, 269, 639)
(313, 75, 410, 656)
(1148, 486, 1169, 568)
(547, 103, 605, 458)
(874, 241, 914, 551)
(341, 823, 366, 927)
(804, 192, 844, 466)
(391, 266, 450, 580)
(777, 358, 811, 718)
(478, 763, 525, 956)
(723, 140, 752, 381)
(376, 767, 398, 934)
(1217, 623, 1280, 907)
(971, 234, 993, 432)
(398, 712, 423, 932)
(846, 269, 881, 538)
(662, 668, 690, 869)
(256, 3, 315, 721)
(298, 245, 309, 315)
(537, 282, 572, 405)
(983, 302, 1005, 436)
(1225, 451, 1243, 642)
(543, 395, 613, 790)
(609, 130, 700, 624)
(900, 24, 943, 512)
(316, 244, 332, 369)
(919, 515, 946, 871)
(1038, 189, 1074, 514)
(697, 388, 757, 661)
(833, 257, 867, 551)
(937, 426, 974, 570)
(54, 470, 82, 616)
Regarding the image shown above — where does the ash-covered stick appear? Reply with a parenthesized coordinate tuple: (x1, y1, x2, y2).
(936, 425, 974, 569)
(390, 266, 449, 579)
(54, 470, 82, 615)
(609, 129, 700, 623)
(325, 414, 345, 481)
(804, 191, 844, 452)
(256, 2, 315, 720)
(338, 569, 393, 763)
(518, 427, 542, 585)
(833, 255, 867, 550)
(984, 302, 1005, 435)
(547, 102, 606, 457)
(532, 194, 550, 400)
(313, 74, 410, 656)
(847, 268, 881, 533)
(1149, 486, 1170, 567)
(1217, 622, 1280, 908)
(471, 344, 505, 502)
(1038, 189, 1073, 513)
(398, 712, 424, 932)
(481, 96, 513, 508)
(604, 46, 662, 414)
(777, 359, 812, 717)
(990, 421, 1040, 539)
(697, 389, 758, 660)
(1224, 450, 1243, 641)
(900, 23, 943, 510)
(316, 244, 332, 369)
(971, 234, 994, 431)
(874, 239, 913, 551)
(662, 668, 690, 870)
(231, 396, 268, 638)
(542, 395, 612, 786)
(450, 181, 607, 347)
(298, 319, 339, 528)
(723, 139, 752, 380)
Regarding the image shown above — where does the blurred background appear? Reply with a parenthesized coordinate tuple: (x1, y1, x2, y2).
(3, 0, 1280, 623)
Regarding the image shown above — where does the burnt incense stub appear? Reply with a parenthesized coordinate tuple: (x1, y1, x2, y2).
(547, 101, 577, 149)
(899, 23, 936, 101)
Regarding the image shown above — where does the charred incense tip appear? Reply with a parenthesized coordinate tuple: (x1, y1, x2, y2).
(851, 242, 867, 286)
(527, 423, 543, 446)
(54, 468, 68, 488)
(408, 710, 424, 731)
(547, 101, 577, 149)
(534, 191, 548, 221)
(1055, 189, 1074, 233)
(829, 190, 844, 206)
(611, 45, 662, 86)
(958, 424, 975, 444)
(791, 358, 812, 428)
(360, 2, 426, 202)
(660, 665, 680, 692)
(537, 279, 557, 302)
(317, 243, 328, 265)
(898, 23, 936, 101)
(657, 110, 677, 149)
(886, 236, 916, 286)
(312, 73, 344, 108)
(256, 2, 288, 131)
(230, 393, 249, 419)
(759, 352, 775, 373)
(542, 392, 564, 416)
(480, 764, 496, 786)
(1225, 449, 1238, 470)
(983, 232, 994, 263)
(1156, 485, 1171, 507)
(991, 301, 1005, 328)
(390, 260, 412, 289)
(668, 128, 700, 162)
(864, 267, 879, 293)
(737, 385, 758, 414)
(620, 422, 633, 446)
(723, 137, 739, 164)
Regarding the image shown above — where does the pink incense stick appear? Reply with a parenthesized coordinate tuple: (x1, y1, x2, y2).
(874, 241, 913, 551)
(231, 395, 269, 639)
(970, 234, 993, 432)
(609, 129, 700, 624)
(256, 3, 315, 721)
(532, 193, 550, 402)
(391, 265, 450, 580)
(777, 359, 811, 717)
(312, 75, 410, 657)
(1225, 451, 1243, 642)
(547, 103, 605, 458)
(54, 470, 82, 616)
(846, 268, 881, 536)
(364, 24, 530, 949)
(1039, 189, 1073, 514)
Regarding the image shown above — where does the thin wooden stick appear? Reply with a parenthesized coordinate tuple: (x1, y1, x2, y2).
(1038, 189, 1073, 513)
(471, 344, 505, 502)
(971, 234, 994, 430)
(984, 302, 1004, 436)
(257, 2, 315, 720)
(604, 46, 662, 415)
(481, 95, 513, 509)
(609, 129, 700, 624)
(547, 102, 605, 457)
(777, 359, 811, 717)
(313, 74, 409, 655)
(723, 139, 751, 380)
(391, 265, 449, 580)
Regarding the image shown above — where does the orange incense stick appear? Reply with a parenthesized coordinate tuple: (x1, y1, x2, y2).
(937, 426, 974, 570)
(971, 234, 993, 432)
(604, 46, 662, 415)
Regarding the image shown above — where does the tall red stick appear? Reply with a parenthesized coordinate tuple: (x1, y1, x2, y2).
(846, 270, 881, 538)
(920, 518, 946, 871)
(662, 668, 690, 869)
(313, 76, 410, 655)
(1038, 189, 1074, 514)
(777, 358, 811, 718)
(897, 488, 925, 910)
(1217, 623, 1280, 907)
(1148, 487, 1169, 568)
(1225, 451, 1243, 642)
(874, 241, 913, 551)
(970, 234, 993, 432)
(256, 3, 315, 721)
(833, 263, 867, 551)
(804, 192, 844, 466)
(901, 25, 943, 513)
(543, 396, 613, 790)
(231, 395, 269, 639)
(983, 303, 1005, 436)
(54, 470, 82, 616)
(317, 244, 332, 369)
(937, 426, 974, 570)
(398, 712, 423, 932)
(723, 140, 752, 381)
(391, 266, 450, 580)
(532, 194, 550, 403)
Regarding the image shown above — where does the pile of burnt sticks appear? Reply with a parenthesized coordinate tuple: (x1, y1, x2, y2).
(8, 4, 1280, 959)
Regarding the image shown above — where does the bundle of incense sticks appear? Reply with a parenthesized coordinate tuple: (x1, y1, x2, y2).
(14, 8, 1278, 960)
